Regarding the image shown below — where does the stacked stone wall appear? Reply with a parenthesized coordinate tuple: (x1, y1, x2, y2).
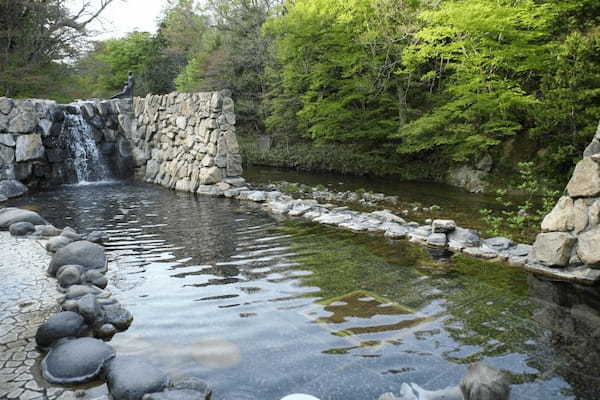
(0, 97, 133, 199)
(128, 90, 243, 192)
(530, 122, 600, 284)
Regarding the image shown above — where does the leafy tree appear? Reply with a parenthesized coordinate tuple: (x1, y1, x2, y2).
(0, 0, 114, 99)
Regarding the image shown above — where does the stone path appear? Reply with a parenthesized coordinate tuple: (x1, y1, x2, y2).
(0, 233, 106, 400)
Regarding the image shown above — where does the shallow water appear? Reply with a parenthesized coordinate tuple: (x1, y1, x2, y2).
(9, 181, 600, 400)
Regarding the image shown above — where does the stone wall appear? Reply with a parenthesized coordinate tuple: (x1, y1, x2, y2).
(126, 91, 243, 192)
(529, 121, 600, 284)
(0, 91, 243, 200)
(0, 97, 133, 199)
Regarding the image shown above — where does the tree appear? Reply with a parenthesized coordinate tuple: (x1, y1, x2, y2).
(0, 0, 115, 98)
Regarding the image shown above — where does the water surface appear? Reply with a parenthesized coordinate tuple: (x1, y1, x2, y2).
(9, 181, 600, 400)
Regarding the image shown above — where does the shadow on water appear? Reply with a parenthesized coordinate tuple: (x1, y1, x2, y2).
(7, 182, 600, 399)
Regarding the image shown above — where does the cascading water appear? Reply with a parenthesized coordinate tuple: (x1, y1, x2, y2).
(64, 109, 111, 183)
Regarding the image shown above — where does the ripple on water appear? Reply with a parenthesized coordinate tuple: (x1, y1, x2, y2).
(7, 181, 599, 400)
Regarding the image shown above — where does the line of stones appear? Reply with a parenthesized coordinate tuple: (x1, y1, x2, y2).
(1, 207, 211, 400)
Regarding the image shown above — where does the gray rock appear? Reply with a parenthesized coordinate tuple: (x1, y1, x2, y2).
(95, 323, 117, 339)
(106, 357, 170, 400)
(199, 166, 222, 185)
(0, 97, 13, 115)
(384, 223, 409, 239)
(102, 304, 133, 331)
(0, 180, 28, 199)
(223, 177, 246, 187)
(566, 157, 600, 198)
(0, 134, 15, 147)
(9, 221, 35, 236)
(483, 237, 513, 251)
(85, 231, 109, 244)
(42, 337, 115, 384)
(76, 294, 103, 324)
(541, 196, 574, 232)
(0, 144, 14, 163)
(432, 219, 456, 233)
(57, 265, 82, 288)
(427, 233, 448, 248)
(61, 227, 83, 241)
(84, 269, 108, 289)
(532, 232, 576, 267)
(34, 224, 62, 237)
(65, 284, 102, 300)
(46, 236, 74, 253)
(35, 312, 86, 348)
(447, 227, 480, 249)
(15, 134, 44, 161)
(463, 246, 498, 260)
(577, 227, 600, 266)
(0, 207, 45, 228)
(507, 244, 532, 258)
(143, 377, 212, 400)
(48, 241, 107, 276)
(9, 111, 38, 133)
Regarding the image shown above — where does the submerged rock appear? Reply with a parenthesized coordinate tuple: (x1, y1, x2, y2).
(143, 376, 212, 400)
(106, 356, 170, 400)
(0, 179, 27, 199)
(42, 337, 115, 384)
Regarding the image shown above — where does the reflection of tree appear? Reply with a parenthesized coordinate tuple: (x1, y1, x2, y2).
(528, 275, 600, 399)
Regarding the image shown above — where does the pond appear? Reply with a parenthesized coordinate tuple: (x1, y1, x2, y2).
(8, 179, 600, 400)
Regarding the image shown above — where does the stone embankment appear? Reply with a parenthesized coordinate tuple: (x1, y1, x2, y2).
(173, 179, 535, 273)
(0, 207, 211, 400)
(530, 122, 600, 284)
(126, 90, 243, 191)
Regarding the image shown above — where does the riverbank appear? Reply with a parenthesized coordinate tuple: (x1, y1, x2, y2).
(0, 232, 97, 400)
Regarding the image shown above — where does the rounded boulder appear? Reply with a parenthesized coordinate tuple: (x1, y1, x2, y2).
(9, 221, 35, 236)
(48, 240, 107, 277)
(0, 207, 47, 229)
(35, 311, 87, 348)
(107, 356, 170, 400)
(42, 337, 115, 384)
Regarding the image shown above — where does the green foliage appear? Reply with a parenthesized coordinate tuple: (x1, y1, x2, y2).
(480, 162, 560, 241)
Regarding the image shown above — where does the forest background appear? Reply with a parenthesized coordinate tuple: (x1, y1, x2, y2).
(2, 0, 599, 187)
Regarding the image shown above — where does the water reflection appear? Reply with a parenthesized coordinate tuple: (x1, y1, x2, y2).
(7, 182, 600, 399)
(528, 275, 600, 399)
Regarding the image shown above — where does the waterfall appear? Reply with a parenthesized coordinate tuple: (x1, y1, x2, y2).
(65, 111, 111, 183)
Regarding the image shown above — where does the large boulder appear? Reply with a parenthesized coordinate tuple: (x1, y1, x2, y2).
(9, 111, 38, 133)
(42, 337, 115, 384)
(106, 357, 170, 400)
(0, 207, 46, 228)
(532, 232, 576, 267)
(15, 134, 44, 161)
(35, 311, 86, 348)
(566, 157, 600, 198)
(48, 240, 107, 276)
(0, 180, 28, 199)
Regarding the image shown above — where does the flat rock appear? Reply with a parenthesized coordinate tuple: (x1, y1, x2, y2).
(48, 241, 107, 276)
(447, 227, 480, 249)
(106, 357, 170, 400)
(0, 207, 45, 228)
(483, 237, 513, 251)
(34, 224, 62, 237)
(42, 337, 115, 384)
(35, 311, 86, 348)
(384, 223, 409, 239)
